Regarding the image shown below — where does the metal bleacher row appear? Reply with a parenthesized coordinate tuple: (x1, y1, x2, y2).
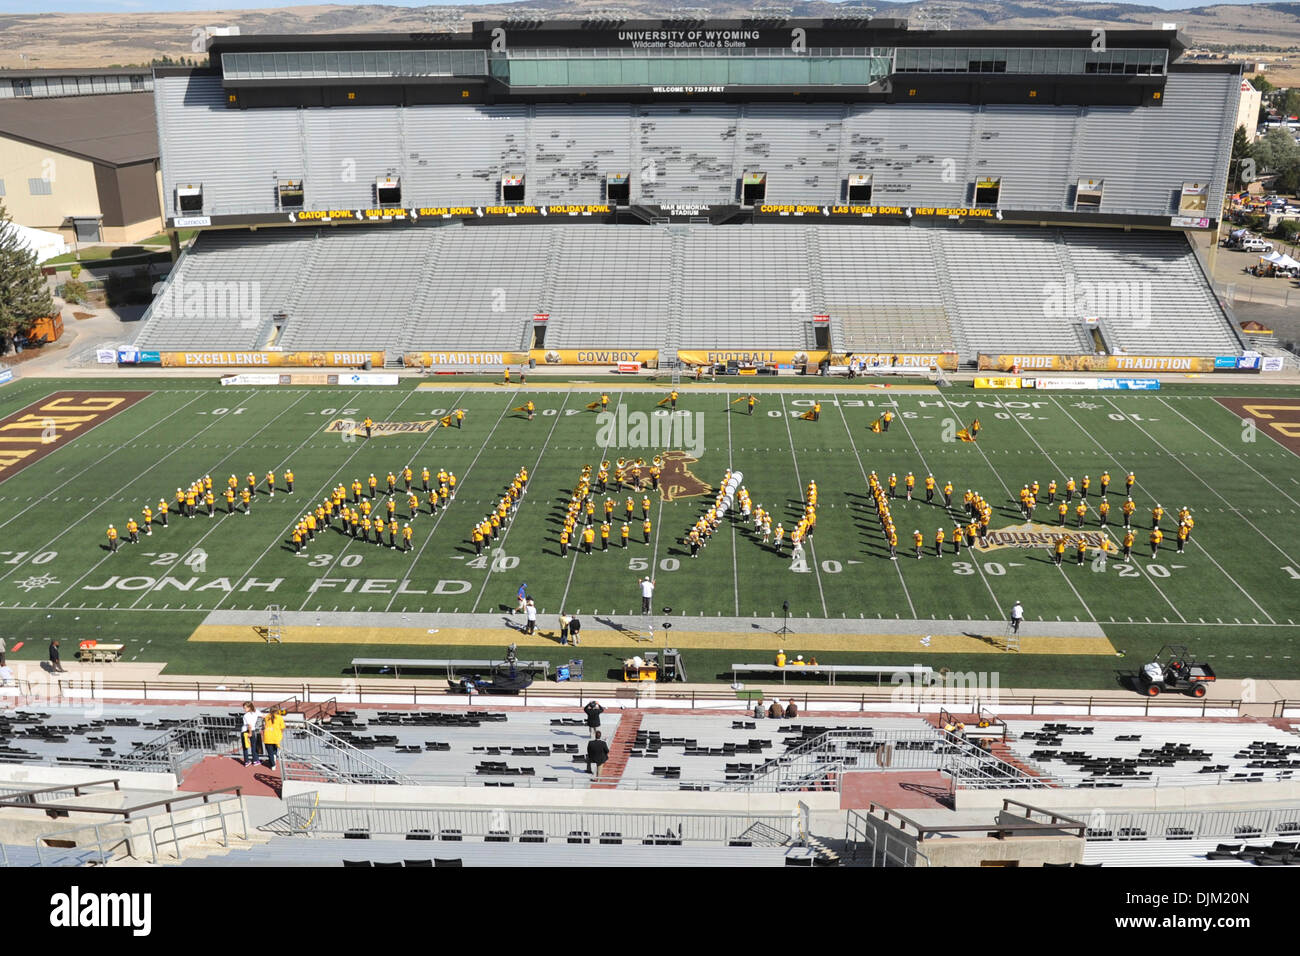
(133, 222, 1237, 360)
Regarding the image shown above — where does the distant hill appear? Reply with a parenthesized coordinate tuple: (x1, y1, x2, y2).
(1, 2, 1296, 76)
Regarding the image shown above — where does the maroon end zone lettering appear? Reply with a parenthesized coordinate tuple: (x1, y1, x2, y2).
(1215, 396, 1300, 458)
(0, 390, 151, 483)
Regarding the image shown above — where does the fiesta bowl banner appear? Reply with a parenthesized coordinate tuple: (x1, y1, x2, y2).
(532, 349, 659, 367)
(404, 352, 528, 368)
(677, 350, 958, 370)
(161, 351, 383, 368)
(978, 354, 1226, 373)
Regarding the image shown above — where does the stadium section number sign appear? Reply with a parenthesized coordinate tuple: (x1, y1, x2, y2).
(0, 391, 150, 483)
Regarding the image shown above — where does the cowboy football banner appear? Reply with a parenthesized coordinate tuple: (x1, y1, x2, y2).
(531, 349, 660, 367)
(676, 350, 957, 370)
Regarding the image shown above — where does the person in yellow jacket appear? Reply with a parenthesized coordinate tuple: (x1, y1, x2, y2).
(266, 470, 276, 497)
(934, 527, 945, 556)
(368, 474, 378, 498)
(1098, 499, 1110, 526)
(240, 487, 252, 514)
(1122, 529, 1135, 560)
(284, 468, 294, 494)
(403, 523, 413, 552)
(1149, 527, 1163, 558)
(260, 707, 285, 771)
(1057, 500, 1068, 526)
(157, 498, 169, 528)
(106, 524, 119, 553)
(455, 407, 465, 428)
(775, 649, 787, 668)
(1075, 502, 1087, 528)
(913, 529, 924, 559)
(1076, 537, 1088, 566)
(582, 525, 596, 554)
(141, 504, 153, 535)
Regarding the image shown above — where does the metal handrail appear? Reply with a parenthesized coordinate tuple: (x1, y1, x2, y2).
(279, 792, 798, 846)
(0, 778, 121, 805)
(280, 720, 416, 786)
(9, 674, 1245, 717)
(147, 794, 248, 864)
(35, 821, 134, 866)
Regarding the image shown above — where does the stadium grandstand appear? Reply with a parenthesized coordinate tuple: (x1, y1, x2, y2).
(132, 17, 1246, 367)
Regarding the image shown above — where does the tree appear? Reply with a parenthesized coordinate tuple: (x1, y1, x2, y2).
(0, 201, 55, 340)
(1252, 75, 1276, 95)
(1283, 88, 1300, 119)
(1253, 126, 1300, 173)
(1229, 126, 1254, 191)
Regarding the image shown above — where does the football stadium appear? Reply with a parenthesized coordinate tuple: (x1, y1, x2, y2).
(1, 14, 1299, 885)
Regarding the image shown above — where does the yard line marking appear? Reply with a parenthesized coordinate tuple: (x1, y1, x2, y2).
(901, 398, 1017, 619)
(832, 396, 918, 619)
(1035, 399, 1184, 622)
(297, 387, 477, 611)
(1157, 396, 1300, 511)
(382, 391, 502, 614)
(724, 392, 740, 616)
(122, 391, 325, 611)
(779, 394, 827, 617)
(302, 387, 475, 607)
(474, 390, 573, 614)
(554, 391, 624, 617)
(46, 391, 313, 609)
(202, 388, 404, 614)
(0, 391, 208, 536)
(1094, 394, 1278, 624)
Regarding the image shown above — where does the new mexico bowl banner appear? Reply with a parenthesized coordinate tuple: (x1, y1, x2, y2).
(532, 349, 659, 367)
(404, 352, 528, 368)
(161, 351, 383, 368)
(677, 350, 957, 370)
(978, 354, 1223, 373)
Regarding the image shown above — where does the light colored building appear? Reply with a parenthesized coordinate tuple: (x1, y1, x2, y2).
(1237, 77, 1263, 142)
(0, 70, 161, 243)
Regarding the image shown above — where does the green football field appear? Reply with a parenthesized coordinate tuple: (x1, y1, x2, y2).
(0, 375, 1297, 689)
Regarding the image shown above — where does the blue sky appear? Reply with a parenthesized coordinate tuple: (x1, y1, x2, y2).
(0, 0, 1270, 14)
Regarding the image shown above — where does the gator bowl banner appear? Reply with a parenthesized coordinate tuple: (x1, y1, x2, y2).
(161, 351, 383, 368)
(532, 349, 659, 367)
(978, 354, 1225, 373)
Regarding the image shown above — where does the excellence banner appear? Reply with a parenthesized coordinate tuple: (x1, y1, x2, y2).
(161, 351, 382, 368)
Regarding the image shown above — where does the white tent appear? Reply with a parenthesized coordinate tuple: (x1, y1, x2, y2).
(1, 220, 69, 264)
(1261, 251, 1300, 269)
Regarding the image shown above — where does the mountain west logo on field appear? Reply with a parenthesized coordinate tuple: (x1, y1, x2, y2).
(974, 521, 1117, 555)
(626, 451, 712, 501)
(323, 419, 440, 437)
